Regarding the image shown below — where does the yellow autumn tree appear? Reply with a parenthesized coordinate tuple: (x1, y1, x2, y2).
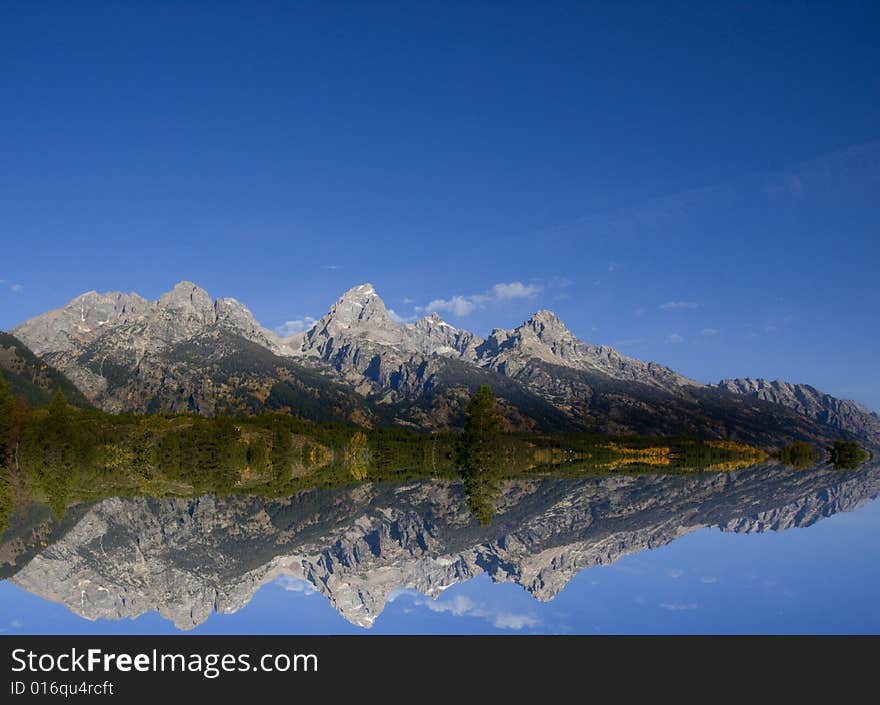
(345, 431, 369, 480)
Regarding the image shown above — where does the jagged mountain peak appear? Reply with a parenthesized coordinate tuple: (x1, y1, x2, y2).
(520, 309, 578, 344)
(9, 280, 878, 446)
(11, 288, 153, 355)
(157, 281, 214, 317)
(11, 281, 284, 401)
(473, 310, 699, 393)
(527, 309, 564, 324)
(718, 377, 880, 439)
(338, 282, 378, 302)
(8, 466, 878, 630)
(170, 279, 203, 291)
(485, 309, 582, 364)
(214, 296, 273, 340)
(69, 288, 152, 312)
(402, 311, 482, 359)
(414, 311, 455, 329)
(300, 282, 401, 354)
(328, 283, 388, 324)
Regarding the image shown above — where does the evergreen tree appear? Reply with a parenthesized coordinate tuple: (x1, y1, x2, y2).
(30, 388, 74, 519)
(0, 471, 13, 538)
(780, 441, 816, 469)
(246, 437, 270, 474)
(829, 440, 868, 470)
(457, 386, 506, 524)
(458, 386, 505, 470)
(48, 388, 68, 419)
(462, 385, 504, 438)
(8, 395, 31, 472)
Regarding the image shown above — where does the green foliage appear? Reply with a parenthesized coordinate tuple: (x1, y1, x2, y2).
(829, 440, 868, 470)
(0, 470, 13, 537)
(457, 386, 505, 469)
(462, 386, 505, 437)
(0, 374, 13, 464)
(22, 389, 83, 519)
(246, 437, 271, 474)
(3, 386, 787, 524)
(464, 472, 502, 526)
(266, 378, 367, 423)
(457, 386, 507, 524)
(269, 425, 295, 479)
(780, 441, 817, 469)
(156, 415, 245, 491)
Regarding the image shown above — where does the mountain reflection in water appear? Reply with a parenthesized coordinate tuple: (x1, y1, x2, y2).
(1, 462, 878, 631)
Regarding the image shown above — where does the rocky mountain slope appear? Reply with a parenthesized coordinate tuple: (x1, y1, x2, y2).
(9, 281, 878, 446)
(719, 378, 880, 443)
(5, 462, 879, 629)
(0, 332, 91, 407)
(10, 283, 374, 421)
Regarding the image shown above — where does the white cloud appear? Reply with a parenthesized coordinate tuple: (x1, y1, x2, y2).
(665, 568, 684, 579)
(402, 297, 415, 304)
(399, 591, 540, 631)
(665, 333, 684, 344)
(420, 595, 479, 617)
(492, 281, 542, 301)
(423, 295, 477, 317)
(634, 307, 647, 317)
(492, 612, 541, 630)
(701, 576, 719, 584)
(660, 301, 700, 311)
(321, 264, 339, 270)
(387, 308, 417, 324)
(10, 283, 24, 293)
(276, 576, 317, 595)
(701, 328, 720, 336)
(275, 316, 317, 337)
(420, 280, 542, 317)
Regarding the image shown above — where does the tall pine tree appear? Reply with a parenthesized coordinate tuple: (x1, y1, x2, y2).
(457, 386, 506, 525)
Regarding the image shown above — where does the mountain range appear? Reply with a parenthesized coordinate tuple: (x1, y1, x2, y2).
(5, 281, 879, 448)
(4, 462, 879, 629)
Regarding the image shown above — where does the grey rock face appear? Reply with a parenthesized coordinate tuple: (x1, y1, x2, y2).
(403, 312, 483, 360)
(280, 287, 703, 423)
(474, 310, 697, 392)
(6, 462, 879, 630)
(719, 378, 880, 443)
(12, 290, 153, 358)
(9, 281, 879, 444)
(157, 281, 215, 326)
(11, 281, 287, 411)
(284, 284, 445, 399)
(300, 283, 402, 352)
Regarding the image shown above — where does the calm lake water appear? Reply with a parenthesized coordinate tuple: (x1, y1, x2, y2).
(2, 461, 879, 634)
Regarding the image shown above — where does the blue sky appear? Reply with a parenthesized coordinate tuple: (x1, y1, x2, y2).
(1, 2, 878, 408)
